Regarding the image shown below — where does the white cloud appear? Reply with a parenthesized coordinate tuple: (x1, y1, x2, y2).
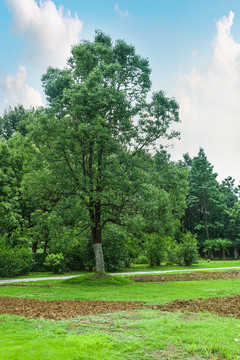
(191, 49, 199, 58)
(1, 65, 44, 109)
(115, 4, 130, 19)
(5, 0, 83, 70)
(173, 11, 240, 183)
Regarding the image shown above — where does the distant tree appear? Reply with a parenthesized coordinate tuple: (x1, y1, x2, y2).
(0, 105, 30, 140)
(184, 148, 224, 244)
(0, 139, 21, 235)
(227, 202, 240, 259)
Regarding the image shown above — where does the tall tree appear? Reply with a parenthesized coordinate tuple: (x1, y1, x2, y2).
(31, 31, 180, 272)
(184, 148, 224, 243)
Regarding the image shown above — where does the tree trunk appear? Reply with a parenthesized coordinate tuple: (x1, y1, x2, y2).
(208, 249, 213, 259)
(234, 247, 239, 259)
(203, 194, 209, 240)
(90, 202, 105, 272)
(43, 240, 48, 254)
(88, 143, 105, 272)
(93, 243, 105, 273)
(91, 221, 105, 273)
(32, 241, 38, 253)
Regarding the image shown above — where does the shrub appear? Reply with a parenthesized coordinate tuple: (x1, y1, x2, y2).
(102, 225, 136, 271)
(167, 232, 199, 266)
(48, 225, 137, 272)
(31, 253, 48, 272)
(44, 253, 66, 273)
(49, 234, 95, 271)
(133, 255, 149, 264)
(145, 234, 167, 267)
(0, 243, 34, 277)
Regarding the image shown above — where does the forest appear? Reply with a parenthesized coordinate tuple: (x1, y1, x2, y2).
(1, 31, 240, 276)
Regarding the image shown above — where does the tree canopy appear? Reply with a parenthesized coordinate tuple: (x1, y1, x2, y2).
(29, 31, 181, 272)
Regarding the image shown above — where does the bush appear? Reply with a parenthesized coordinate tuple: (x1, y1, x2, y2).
(102, 225, 137, 271)
(133, 255, 149, 264)
(167, 232, 199, 266)
(0, 244, 34, 277)
(48, 233, 95, 271)
(44, 253, 66, 273)
(32, 253, 48, 272)
(47, 224, 138, 272)
(145, 234, 167, 267)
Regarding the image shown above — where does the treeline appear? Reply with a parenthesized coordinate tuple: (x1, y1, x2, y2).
(180, 149, 240, 260)
(0, 32, 239, 275)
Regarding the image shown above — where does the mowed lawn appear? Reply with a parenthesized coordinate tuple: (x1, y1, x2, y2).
(1, 265, 240, 359)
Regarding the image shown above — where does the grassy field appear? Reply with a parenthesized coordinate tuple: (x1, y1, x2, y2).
(122, 259, 240, 273)
(1, 310, 240, 360)
(1, 264, 240, 359)
(1, 274, 240, 304)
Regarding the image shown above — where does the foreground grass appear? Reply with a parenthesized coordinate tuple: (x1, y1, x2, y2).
(2, 271, 240, 359)
(1, 274, 240, 304)
(1, 310, 240, 359)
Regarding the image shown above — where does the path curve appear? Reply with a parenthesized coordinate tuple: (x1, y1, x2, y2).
(1, 266, 240, 284)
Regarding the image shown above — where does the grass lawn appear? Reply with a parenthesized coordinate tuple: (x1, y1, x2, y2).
(1, 267, 240, 359)
(1, 310, 240, 360)
(122, 259, 240, 273)
(1, 275, 240, 304)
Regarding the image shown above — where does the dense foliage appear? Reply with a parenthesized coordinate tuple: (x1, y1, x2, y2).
(0, 32, 240, 276)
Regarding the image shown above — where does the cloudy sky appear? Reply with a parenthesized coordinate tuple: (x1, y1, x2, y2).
(1, 0, 240, 184)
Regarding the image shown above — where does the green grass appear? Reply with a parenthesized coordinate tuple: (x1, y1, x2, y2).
(122, 259, 240, 273)
(2, 268, 240, 359)
(1, 310, 240, 359)
(1, 274, 240, 304)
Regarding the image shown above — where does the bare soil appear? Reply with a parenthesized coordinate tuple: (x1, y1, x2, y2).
(1, 294, 240, 320)
(0, 297, 146, 320)
(156, 295, 240, 319)
(129, 269, 240, 282)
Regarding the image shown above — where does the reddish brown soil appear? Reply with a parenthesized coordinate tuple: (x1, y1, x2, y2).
(129, 270, 240, 282)
(1, 294, 240, 320)
(0, 297, 145, 320)
(157, 295, 240, 319)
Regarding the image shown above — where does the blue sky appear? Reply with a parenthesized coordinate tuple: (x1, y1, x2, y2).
(1, 0, 240, 183)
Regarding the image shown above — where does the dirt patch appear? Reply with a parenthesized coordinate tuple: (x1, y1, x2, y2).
(0, 297, 145, 320)
(151, 346, 206, 360)
(157, 295, 240, 319)
(129, 270, 240, 282)
(1, 294, 240, 320)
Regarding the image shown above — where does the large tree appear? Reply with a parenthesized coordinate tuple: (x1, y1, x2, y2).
(31, 31, 180, 272)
